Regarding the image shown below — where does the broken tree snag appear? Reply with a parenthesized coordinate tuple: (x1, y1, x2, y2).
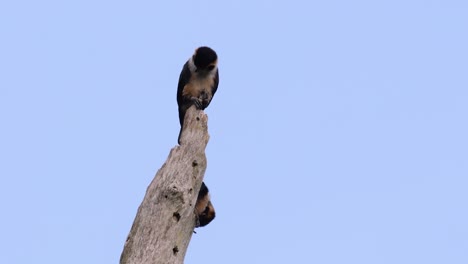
(120, 106, 210, 264)
(178, 105, 209, 147)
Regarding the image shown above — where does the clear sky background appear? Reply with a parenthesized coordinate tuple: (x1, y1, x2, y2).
(1, 1, 467, 263)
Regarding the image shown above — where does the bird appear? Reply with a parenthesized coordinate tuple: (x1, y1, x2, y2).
(177, 46, 219, 144)
(195, 182, 216, 227)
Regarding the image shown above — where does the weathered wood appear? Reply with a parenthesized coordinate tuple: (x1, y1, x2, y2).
(120, 106, 209, 264)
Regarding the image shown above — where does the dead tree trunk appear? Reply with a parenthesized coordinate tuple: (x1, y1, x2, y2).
(120, 106, 210, 264)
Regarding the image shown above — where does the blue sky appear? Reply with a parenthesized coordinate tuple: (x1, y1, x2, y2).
(1, 1, 467, 263)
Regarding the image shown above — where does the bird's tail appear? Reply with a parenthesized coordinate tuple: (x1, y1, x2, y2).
(177, 126, 183, 145)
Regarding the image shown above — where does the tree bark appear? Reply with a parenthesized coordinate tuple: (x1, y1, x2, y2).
(120, 106, 210, 264)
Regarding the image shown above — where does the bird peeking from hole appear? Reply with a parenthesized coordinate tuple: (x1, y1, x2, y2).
(195, 182, 215, 228)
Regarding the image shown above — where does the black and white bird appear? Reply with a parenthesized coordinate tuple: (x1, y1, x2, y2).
(176, 46, 219, 144)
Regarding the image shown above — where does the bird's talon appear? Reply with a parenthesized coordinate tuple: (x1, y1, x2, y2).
(191, 98, 203, 109)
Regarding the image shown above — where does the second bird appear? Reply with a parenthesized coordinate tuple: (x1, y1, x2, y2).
(177, 46, 219, 144)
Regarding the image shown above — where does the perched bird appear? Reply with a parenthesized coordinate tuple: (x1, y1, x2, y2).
(195, 182, 216, 227)
(177, 46, 219, 144)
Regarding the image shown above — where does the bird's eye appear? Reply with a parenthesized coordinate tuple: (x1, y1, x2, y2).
(207, 65, 215, 71)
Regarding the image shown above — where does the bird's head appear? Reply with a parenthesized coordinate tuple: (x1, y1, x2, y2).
(193, 46, 218, 72)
